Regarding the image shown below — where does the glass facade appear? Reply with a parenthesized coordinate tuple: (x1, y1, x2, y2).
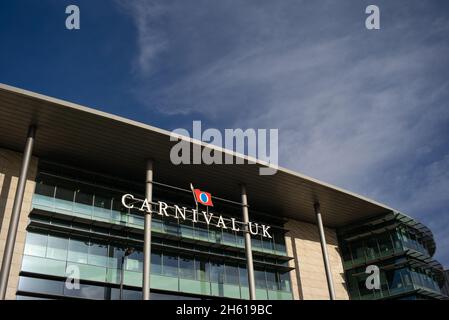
(18, 162, 293, 300)
(339, 215, 446, 300)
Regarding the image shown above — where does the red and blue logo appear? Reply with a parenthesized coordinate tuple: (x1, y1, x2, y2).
(193, 189, 214, 207)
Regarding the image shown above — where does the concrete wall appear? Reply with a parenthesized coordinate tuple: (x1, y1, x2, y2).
(285, 219, 349, 300)
(0, 148, 38, 300)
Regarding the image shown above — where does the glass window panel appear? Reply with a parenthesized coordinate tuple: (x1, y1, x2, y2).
(222, 229, 236, 245)
(46, 235, 68, 261)
(255, 268, 267, 289)
(55, 186, 74, 201)
(239, 264, 248, 287)
(378, 232, 394, 256)
(112, 197, 128, 223)
(93, 195, 112, 220)
(88, 242, 108, 267)
(179, 255, 195, 279)
(127, 249, 143, 272)
(224, 263, 239, 285)
(273, 232, 286, 253)
(209, 260, 224, 283)
(24, 232, 47, 257)
(262, 238, 274, 251)
(108, 246, 124, 269)
(251, 235, 263, 251)
(236, 233, 245, 247)
(194, 224, 209, 240)
(163, 252, 179, 277)
(94, 195, 111, 209)
(164, 220, 179, 236)
(352, 241, 365, 263)
(279, 272, 291, 292)
(365, 238, 378, 260)
(266, 269, 278, 290)
(151, 251, 162, 275)
(110, 288, 142, 300)
(64, 283, 106, 300)
(386, 268, 405, 293)
(194, 257, 209, 282)
(391, 231, 403, 251)
(18, 276, 64, 296)
(74, 190, 93, 205)
(16, 295, 52, 300)
(35, 183, 55, 197)
(68, 238, 89, 264)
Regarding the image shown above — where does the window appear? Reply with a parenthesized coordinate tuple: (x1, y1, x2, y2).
(55, 186, 74, 202)
(35, 183, 55, 197)
(88, 242, 108, 267)
(273, 232, 286, 253)
(224, 263, 239, 285)
(255, 267, 267, 289)
(127, 249, 143, 272)
(151, 251, 162, 275)
(18, 276, 63, 296)
(179, 255, 195, 279)
(24, 232, 47, 257)
(94, 195, 111, 209)
(378, 232, 394, 256)
(162, 252, 178, 277)
(46, 235, 68, 261)
(386, 268, 405, 293)
(279, 272, 291, 292)
(351, 241, 365, 263)
(74, 189, 93, 206)
(194, 257, 209, 282)
(222, 229, 236, 245)
(209, 260, 224, 283)
(239, 264, 248, 287)
(109, 246, 125, 269)
(93, 194, 111, 220)
(262, 238, 274, 251)
(68, 238, 89, 264)
(64, 283, 106, 299)
(251, 235, 263, 251)
(265, 269, 278, 290)
(365, 238, 378, 260)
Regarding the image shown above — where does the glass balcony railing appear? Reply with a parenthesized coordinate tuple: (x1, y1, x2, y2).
(31, 193, 288, 257)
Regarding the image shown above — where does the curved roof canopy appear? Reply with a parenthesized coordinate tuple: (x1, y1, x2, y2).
(0, 83, 400, 228)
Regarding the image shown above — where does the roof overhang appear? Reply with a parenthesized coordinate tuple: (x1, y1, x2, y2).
(0, 83, 393, 228)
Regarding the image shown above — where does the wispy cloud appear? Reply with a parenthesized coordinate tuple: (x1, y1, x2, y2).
(120, 0, 449, 266)
(116, 0, 168, 75)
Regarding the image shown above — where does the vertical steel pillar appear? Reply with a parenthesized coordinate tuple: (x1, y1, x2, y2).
(241, 184, 256, 300)
(0, 126, 36, 300)
(314, 202, 336, 300)
(143, 159, 153, 300)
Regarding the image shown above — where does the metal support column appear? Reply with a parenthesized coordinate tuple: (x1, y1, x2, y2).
(0, 126, 36, 300)
(143, 159, 153, 300)
(241, 184, 256, 300)
(314, 202, 336, 300)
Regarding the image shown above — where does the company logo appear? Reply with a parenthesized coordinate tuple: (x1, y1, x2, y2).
(121, 194, 272, 238)
(192, 187, 214, 207)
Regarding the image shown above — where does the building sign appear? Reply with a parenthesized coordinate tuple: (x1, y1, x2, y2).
(121, 194, 272, 238)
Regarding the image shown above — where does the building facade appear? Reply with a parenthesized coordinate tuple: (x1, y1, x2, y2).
(0, 84, 446, 300)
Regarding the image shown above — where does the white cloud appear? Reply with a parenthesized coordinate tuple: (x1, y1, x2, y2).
(120, 0, 449, 266)
(116, 0, 168, 75)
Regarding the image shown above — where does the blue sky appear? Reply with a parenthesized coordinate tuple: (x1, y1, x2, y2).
(1, 0, 449, 267)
